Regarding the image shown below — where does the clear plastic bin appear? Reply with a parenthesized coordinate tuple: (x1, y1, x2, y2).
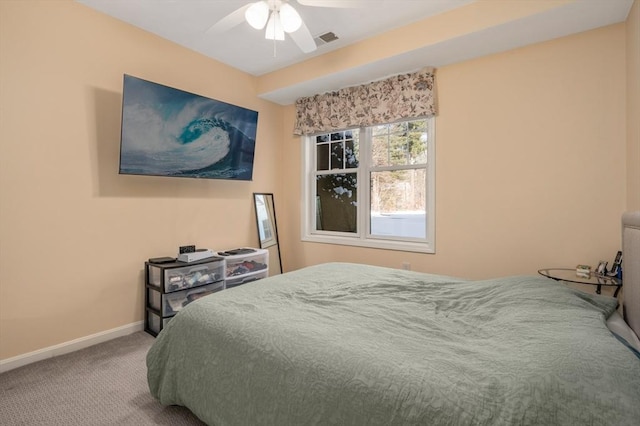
(225, 270, 269, 289)
(148, 281, 224, 316)
(217, 248, 268, 280)
(148, 258, 224, 292)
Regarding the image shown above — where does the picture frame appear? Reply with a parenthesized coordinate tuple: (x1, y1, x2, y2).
(119, 74, 258, 181)
(596, 260, 608, 275)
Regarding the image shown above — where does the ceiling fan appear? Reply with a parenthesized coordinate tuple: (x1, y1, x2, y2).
(207, 0, 367, 54)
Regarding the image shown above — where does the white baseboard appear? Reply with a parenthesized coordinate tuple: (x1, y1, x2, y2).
(0, 321, 144, 374)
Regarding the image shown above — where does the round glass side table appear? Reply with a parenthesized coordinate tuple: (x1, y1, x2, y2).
(538, 268, 622, 297)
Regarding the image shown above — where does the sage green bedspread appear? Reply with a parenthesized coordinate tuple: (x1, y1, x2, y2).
(147, 263, 640, 425)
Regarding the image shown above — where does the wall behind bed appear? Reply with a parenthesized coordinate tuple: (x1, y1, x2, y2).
(280, 19, 636, 281)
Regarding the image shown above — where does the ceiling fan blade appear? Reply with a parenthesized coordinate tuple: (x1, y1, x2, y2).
(296, 0, 368, 8)
(206, 4, 251, 34)
(289, 20, 317, 53)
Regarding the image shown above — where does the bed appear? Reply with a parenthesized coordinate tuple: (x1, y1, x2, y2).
(147, 213, 640, 425)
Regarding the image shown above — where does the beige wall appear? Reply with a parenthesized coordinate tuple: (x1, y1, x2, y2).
(628, 0, 640, 210)
(1, 0, 638, 362)
(280, 23, 629, 281)
(0, 1, 283, 359)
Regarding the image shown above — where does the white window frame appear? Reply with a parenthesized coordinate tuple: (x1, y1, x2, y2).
(301, 117, 435, 254)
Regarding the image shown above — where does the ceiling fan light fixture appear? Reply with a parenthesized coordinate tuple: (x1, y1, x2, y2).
(265, 11, 285, 41)
(279, 3, 302, 33)
(245, 1, 269, 30)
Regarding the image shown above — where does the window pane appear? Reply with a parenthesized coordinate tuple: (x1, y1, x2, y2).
(371, 123, 389, 136)
(372, 124, 386, 136)
(407, 131, 428, 165)
(371, 135, 388, 167)
(388, 133, 408, 166)
(372, 134, 408, 167)
(316, 143, 329, 170)
(331, 142, 343, 169)
(370, 169, 426, 239)
(316, 130, 359, 171)
(316, 173, 357, 233)
(388, 122, 407, 134)
(345, 137, 358, 169)
(372, 123, 428, 167)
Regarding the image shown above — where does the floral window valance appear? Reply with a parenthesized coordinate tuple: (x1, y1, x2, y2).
(293, 67, 436, 136)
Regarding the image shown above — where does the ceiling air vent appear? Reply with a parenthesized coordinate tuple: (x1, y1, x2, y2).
(314, 31, 339, 46)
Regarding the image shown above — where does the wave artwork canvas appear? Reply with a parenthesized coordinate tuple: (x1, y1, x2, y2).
(119, 75, 258, 181)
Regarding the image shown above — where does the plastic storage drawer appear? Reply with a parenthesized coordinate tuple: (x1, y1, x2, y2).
(147, 310, 172, 335)
(148, 281, 224, 316)
(148, 258, 224, 292)
(225, 270, 268, 289)
(219, 248, 269, 279)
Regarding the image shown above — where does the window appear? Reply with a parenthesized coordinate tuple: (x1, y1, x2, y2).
(302, 117, 435, 253)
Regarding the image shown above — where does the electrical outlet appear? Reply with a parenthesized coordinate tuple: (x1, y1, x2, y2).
(402, 262, 411, 270)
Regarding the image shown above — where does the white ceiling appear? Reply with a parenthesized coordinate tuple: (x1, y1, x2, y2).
(77, 0, 478, 75)
(77, 0, 633, 104)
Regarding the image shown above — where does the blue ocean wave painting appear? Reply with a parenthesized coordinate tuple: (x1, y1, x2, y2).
(119, 75, 258, 180)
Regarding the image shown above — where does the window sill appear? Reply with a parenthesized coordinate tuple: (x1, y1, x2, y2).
(301, 234, 435, 254)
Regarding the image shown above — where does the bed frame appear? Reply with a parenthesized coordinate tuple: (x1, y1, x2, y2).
(622, 211, 640, 339)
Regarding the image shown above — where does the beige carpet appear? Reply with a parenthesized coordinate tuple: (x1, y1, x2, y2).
(0, 331, 205, 425)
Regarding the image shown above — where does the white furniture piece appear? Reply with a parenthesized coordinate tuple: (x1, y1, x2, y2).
(216, 247, 269, 289)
